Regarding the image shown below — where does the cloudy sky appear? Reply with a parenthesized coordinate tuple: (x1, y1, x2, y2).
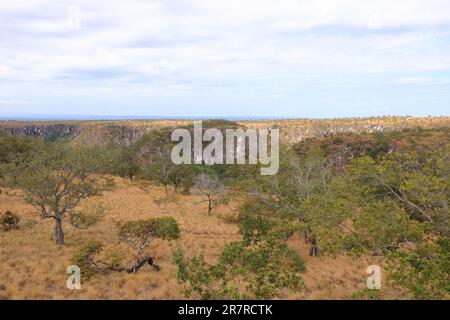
(0, 0, 450, 119)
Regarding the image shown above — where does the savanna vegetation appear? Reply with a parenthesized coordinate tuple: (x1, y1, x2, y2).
(0, 123, 448, 300)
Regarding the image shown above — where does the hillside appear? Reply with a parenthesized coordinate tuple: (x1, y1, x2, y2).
(1, 116, 449, 145)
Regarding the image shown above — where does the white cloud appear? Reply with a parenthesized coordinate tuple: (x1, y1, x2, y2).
(0, 0, 449, 113)
(0, 99, 29, 105)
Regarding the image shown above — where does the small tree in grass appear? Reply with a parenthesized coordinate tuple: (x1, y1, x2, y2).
(192, 173, 227, 215)
(118, 217, 180, 272)
(72, 217, 180, 277)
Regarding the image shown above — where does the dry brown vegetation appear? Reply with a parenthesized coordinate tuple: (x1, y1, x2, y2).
(0, 177, 395, 300)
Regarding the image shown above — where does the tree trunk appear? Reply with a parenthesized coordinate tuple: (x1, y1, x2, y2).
(129, 173, 134, 181)
(309, 234, 318, 256)
(208, 195, 212, 215)
(54, 218, 64, 245)
(164, 181, 168, 196)
(128, 257, 160, 273)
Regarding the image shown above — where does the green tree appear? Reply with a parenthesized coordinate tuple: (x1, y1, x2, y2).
(173, 199, 305, 299)
(387, 237, 449, 299)
(118, 217, 180, 272)
(4, 143, 114, 245)
(109, 144, 141, 181)
(73, 217, 180, 278)
(139, 130, 176, 195)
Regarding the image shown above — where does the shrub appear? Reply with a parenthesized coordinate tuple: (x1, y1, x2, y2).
(71, 240, 104, 280)
(1, 211, 20, 231)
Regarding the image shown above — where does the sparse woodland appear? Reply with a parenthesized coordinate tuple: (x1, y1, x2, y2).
(0, 120, 448, 300)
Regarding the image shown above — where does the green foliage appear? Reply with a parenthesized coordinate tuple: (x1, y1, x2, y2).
(347, 147, 449, 235)
(72, 240, 103, 279)
(238, 201, 273, 245)
(0, 132, 36, 165)
(387, 237, 450, 300)
(352, 288, 381, 300)
(72, 217, 180, 280)
(104, 144, 141, 180)
(8, 143, 114, 219)
(119, 217, 180, 256)
(2, 142, 115, 244)
(255, 129, 449, 298)
(174, 239, 304, 300)
(0, 132, 38, 184)
(0, 211, 20, 231)
(174, 198, 305, 300)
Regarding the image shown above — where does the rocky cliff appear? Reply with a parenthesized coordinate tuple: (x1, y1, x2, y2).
(1, 116, 449, 146)
(1, 123, 81, 140)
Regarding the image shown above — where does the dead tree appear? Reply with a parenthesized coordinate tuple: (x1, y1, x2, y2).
(192, 173, 226, 215)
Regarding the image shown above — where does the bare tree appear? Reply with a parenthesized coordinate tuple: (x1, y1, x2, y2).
(192, 173, 226, 215)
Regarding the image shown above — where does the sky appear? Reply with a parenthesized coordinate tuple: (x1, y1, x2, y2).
(0, 0, 450, 119)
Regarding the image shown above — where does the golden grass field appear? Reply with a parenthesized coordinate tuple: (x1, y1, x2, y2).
(0, 177, 395, 300)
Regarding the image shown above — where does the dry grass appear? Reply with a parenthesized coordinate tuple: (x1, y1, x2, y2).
(1, 177, 393, 300)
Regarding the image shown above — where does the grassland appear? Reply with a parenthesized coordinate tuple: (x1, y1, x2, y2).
(0, 177, 388, 300)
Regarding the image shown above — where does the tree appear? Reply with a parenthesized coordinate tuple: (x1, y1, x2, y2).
(192, 173, 227, 215)
(140, 130, 176, 196)
(73, 217, 180, 278)
(174, 239, 304, 299)
(118, 217, 180, 272)
(5, 143, 114, 245)
(387, 236, 449, 299)
(298, 145, 449, 298)
(247, 146, 330, 256)
(109, 144, 141, 181)
(0, 132, 35, 166)
(0, 132, 37, 185)
(173, 199, 305, 299)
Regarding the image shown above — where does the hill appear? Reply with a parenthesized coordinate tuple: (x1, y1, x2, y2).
(0, 116, 449, 146)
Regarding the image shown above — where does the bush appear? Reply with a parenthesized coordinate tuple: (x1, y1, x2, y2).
(71, 240, 104, 280)
(1, 211, 20, 231)
(352, 288, 381, 300)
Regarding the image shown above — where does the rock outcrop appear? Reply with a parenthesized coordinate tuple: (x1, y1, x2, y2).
(1, 123, 80, 140)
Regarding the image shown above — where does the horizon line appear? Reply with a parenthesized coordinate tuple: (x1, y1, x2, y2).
(1, 114, 449, 122)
